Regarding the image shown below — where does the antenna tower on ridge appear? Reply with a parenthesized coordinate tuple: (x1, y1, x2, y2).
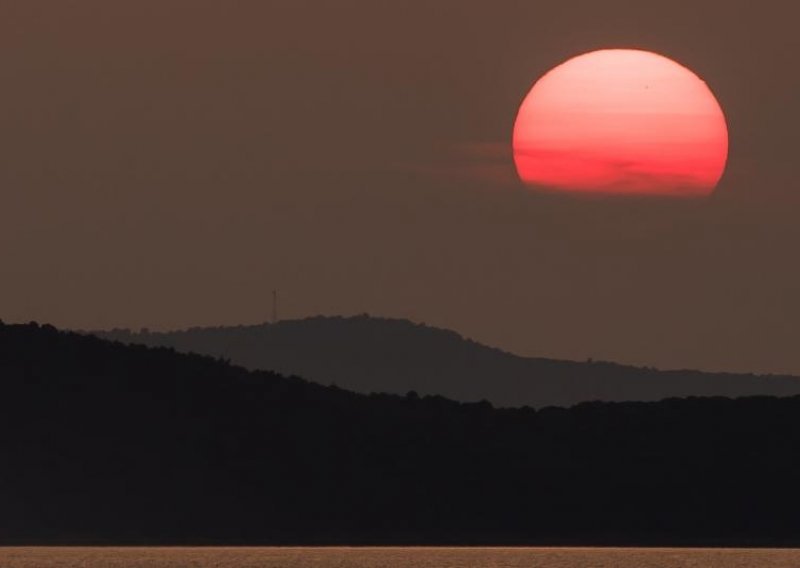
(272, 290, 278, 324)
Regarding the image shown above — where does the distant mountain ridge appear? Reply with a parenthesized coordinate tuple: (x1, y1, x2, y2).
(6, 321, 800, 545)
(93, 315, 800, 408)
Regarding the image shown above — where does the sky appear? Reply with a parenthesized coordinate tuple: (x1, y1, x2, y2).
(1, 1, 799, 375)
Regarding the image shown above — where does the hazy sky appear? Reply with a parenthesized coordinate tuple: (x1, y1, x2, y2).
(2, 1, 799, 374)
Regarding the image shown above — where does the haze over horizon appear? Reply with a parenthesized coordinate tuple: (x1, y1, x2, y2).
(2, 1, 800, 376)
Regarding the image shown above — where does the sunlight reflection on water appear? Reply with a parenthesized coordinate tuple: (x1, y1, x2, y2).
(1, 547, 799, 568)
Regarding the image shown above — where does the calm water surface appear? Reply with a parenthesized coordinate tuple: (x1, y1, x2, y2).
(0, 547, 798, 568)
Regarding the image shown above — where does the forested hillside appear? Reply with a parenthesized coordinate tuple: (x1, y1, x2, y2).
(3, 322, 800, 545)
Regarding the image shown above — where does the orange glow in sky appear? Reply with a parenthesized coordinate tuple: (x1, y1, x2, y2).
(513, 49, 729, 196)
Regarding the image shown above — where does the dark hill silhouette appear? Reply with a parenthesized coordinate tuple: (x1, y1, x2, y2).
(4, 321, 800, 545)
(95, 315, 800, 408)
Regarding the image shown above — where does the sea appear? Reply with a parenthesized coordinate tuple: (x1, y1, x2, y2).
(0, 547, 798, 568)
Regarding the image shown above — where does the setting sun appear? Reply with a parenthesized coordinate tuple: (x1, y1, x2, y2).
(513, 49, 729, 196)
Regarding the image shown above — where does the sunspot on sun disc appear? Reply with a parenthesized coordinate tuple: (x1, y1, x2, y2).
(512, 49, 729, 197)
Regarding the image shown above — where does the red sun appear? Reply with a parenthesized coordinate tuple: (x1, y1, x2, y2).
(512, 49, 729, 196)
